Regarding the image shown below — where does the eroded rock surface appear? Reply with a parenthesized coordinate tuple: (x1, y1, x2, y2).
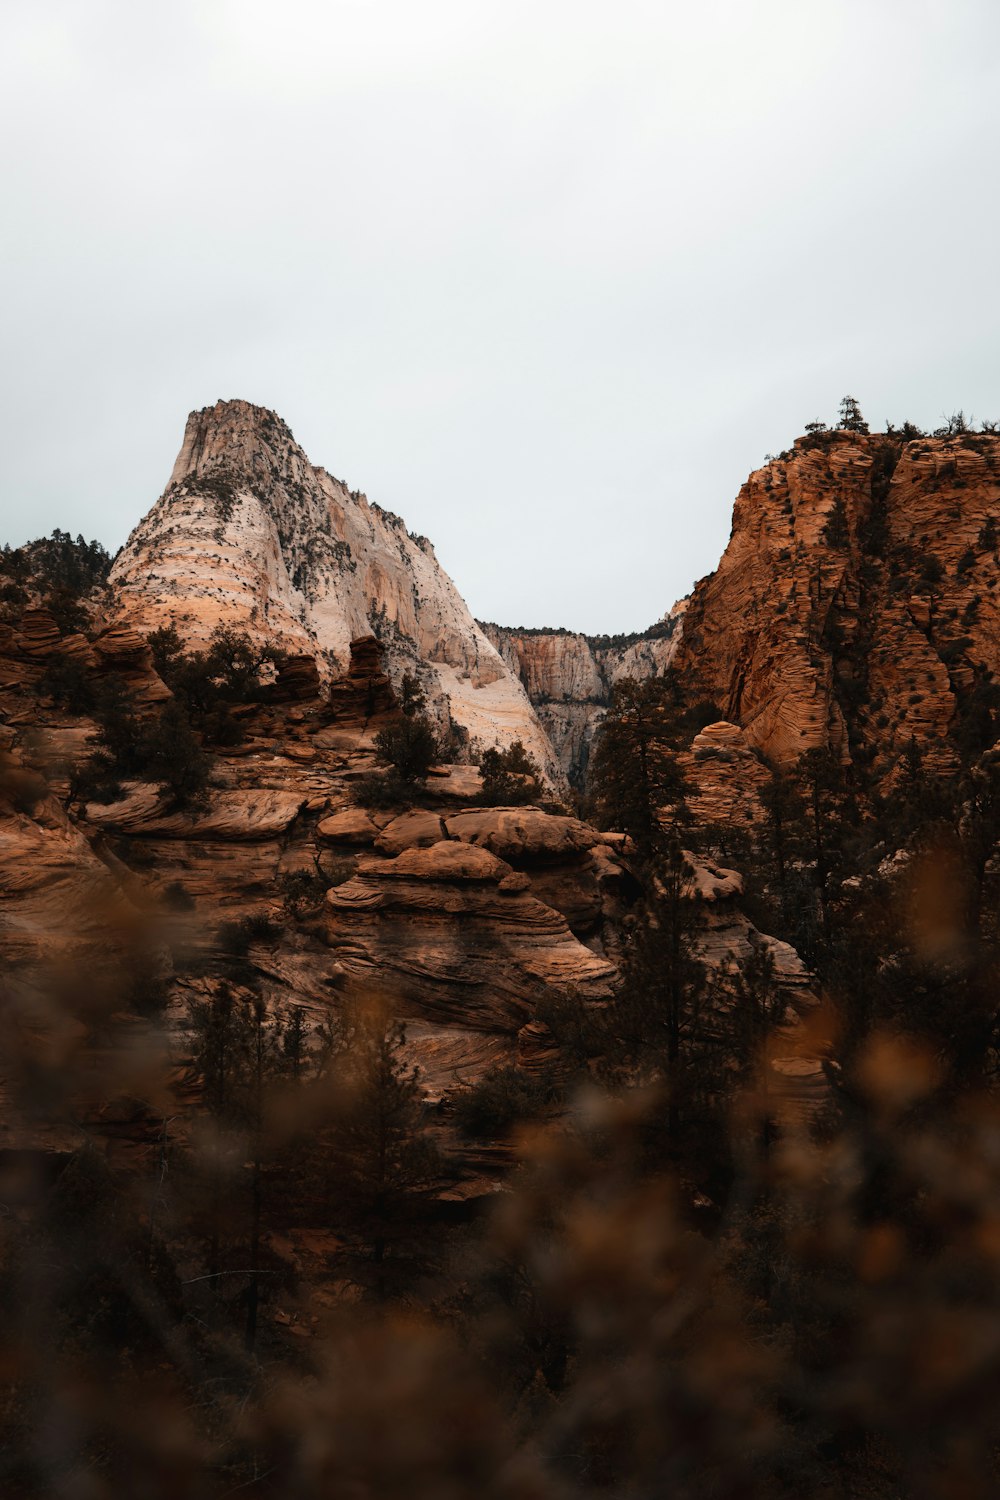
(673, 430, 1000, 777)
(109, 400, 561, 782)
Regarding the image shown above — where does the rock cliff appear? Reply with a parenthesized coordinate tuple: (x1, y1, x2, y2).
(482, 609, 684, 786)
(109, 400, 561, 783)
(673, 429, 1000, 777)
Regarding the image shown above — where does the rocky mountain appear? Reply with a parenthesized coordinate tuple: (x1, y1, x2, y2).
(109, 400, 561, 783)
(672, 427, 1000, 778)
(482, 609, 684, 786)
(484, 428, 999, 795)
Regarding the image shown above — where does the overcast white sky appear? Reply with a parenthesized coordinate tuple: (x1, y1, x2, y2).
(2, 1, 999, 633)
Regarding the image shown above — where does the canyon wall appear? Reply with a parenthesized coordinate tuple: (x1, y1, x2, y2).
(673, 429, 1000, 775)
(482, 609, 684, 786)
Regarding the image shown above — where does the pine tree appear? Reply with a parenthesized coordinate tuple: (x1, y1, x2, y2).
(837, 395, 869, 434)
(186, 985, 295, 1348)
(318, 999, 443, 1296)
(587, 679, 691, 859)
(604, 839, 706, 1140)
(477, 739, 544, 805)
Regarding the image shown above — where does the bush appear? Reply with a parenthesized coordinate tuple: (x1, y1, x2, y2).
(147, 624, 284, 746)
(279, 869, 331, 918)
(142, 700, 209, 811)
(452, 1065, 557, 1139)
(217, 914, 283, 955)
(351, 769, 411, 810)
(40, 652, 95, 713)
(477, 740, 544, 805)
(374, 713, 439, 783)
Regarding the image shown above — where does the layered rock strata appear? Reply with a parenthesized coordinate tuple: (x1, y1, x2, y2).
(109, 399, 561, 782)
(673, 429, 1000, 775)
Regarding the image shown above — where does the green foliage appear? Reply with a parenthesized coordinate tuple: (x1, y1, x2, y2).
(477, 739, 544, 805)
(43, 584, 90, 635)
(374, 712, 439, 783)
(39, 651, 95, 713)
(351, 768, 412, 809)
(72, 675, 209, 810)
(586, 678, 691, 855)
(399, 671, 426, 717)
(217, 913, 283, 956)
(278, 867, 334, 918)
(142, 698, 210, 810)
(0, 529, 112, 595)
(837, 394, 869, 433)
(148, 624, 284, 745)
(316, 999, 444, 1289)
(821, 495, 849, 549)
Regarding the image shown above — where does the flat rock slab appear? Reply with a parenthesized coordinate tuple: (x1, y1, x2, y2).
(445, 807, 600, 863)
(317, 808, 378, 844)
(85, 786, 303, 839)
(374, 809, 447, 855)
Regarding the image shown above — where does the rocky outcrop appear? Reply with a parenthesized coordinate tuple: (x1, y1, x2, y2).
(681, 721, 770, 831)
(108, 400, 561, 783)
(672, 429, 1000, 777)
(323, 838, 617, 1032)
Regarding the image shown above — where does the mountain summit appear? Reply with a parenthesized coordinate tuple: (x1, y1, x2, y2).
(109, 400, 559, 777)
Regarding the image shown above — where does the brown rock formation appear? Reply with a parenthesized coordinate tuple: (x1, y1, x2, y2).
(673, 429, 1000, 778)
(681, 721, 770, 830)
(323, 839, 617, 1031)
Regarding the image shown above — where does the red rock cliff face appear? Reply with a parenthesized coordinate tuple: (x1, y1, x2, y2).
(673, 430, 1000, 776)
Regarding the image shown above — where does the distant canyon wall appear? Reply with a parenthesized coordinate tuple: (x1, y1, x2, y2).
(481, 611, 685, 787)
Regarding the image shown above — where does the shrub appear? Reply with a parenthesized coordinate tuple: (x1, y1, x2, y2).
(143, 700, 210, 811)
(40, 652, 95, 713)
(452, 1065, 557, 1139)
(351, 769, 411, 809)
(477, 740, 544, 806)
(279, 869, 330, 918)
(374, 714, 439, 783)
(217, 914, 283, 956)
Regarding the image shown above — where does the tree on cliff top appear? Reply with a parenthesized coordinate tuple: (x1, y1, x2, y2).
(837, 395, 869, 434)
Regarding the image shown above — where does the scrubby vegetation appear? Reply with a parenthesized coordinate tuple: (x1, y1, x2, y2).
(476, 738, 544, 805)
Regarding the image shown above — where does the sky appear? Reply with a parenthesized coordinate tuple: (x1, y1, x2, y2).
(2, 1, 1000, 634)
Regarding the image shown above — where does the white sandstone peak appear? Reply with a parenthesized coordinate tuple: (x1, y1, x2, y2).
(109, 400, 562, 783)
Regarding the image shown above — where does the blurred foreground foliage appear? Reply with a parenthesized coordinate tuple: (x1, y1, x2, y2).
(4, 935, 1000, 1498)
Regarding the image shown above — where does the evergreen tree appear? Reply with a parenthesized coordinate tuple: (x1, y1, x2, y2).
(374, 712, 439, 783)
(603, 839, 707, 1143)
(587, 678, 691, 859)
(186, 985, 297, 1348)
(837, 395, 869, 434)
(318, 999, 443, 1295)
(143, 699, 209, 811)
(477, 739, 544, 805)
